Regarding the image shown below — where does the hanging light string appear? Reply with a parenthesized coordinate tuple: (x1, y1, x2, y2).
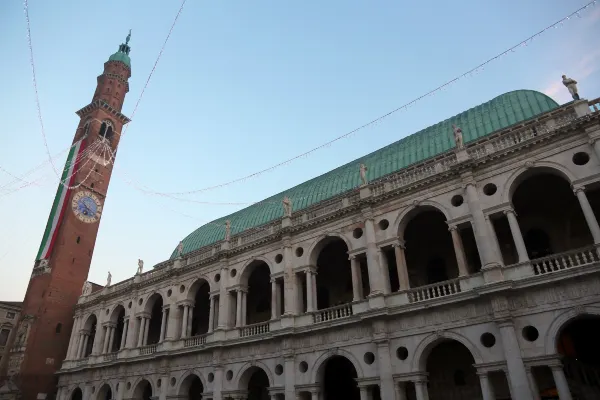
(115, 0, 598, 198)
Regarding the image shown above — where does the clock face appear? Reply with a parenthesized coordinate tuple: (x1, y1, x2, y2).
(71, 191, 102, 223)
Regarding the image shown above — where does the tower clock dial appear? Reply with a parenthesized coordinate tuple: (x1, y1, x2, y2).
(71, 190, 102, 223)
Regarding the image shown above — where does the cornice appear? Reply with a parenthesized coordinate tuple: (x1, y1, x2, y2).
(75, 100, 131, 124)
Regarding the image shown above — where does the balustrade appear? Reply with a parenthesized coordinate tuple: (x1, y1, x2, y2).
(531, 246, 600, 275)
(138, 344, 157, 355)
(103, 352, 117, 362)
(313, 303, 353, 323)
(183, 334, 207, 348)
(589, 97, 600, 113)
(407, 279, 461, 303)
(240, 321, 270, 338)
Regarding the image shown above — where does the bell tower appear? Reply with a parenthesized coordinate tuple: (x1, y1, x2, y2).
(11, 33, 133, 400)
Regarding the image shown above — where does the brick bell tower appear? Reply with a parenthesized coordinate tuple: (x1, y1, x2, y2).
(12, 32, 132, 400)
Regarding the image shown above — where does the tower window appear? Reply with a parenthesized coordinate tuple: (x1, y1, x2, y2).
(99, 121, 114, 141)
(55, 323, 62, 334)
(76, 236, 80, 244)
(90, 183, 94, 188)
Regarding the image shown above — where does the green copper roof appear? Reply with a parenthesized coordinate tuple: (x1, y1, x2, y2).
(108, 31, 132, 68)
(171, 90, 559, 259)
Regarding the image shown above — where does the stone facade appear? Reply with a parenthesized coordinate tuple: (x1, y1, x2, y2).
(57, 98, 600, 400)
(0, 302, 21, 380)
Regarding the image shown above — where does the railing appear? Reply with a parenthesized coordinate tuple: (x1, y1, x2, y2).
(313, 303, 353, 323)
(306, 200, 342, 221)
(407, 278, 462, 303)
(590, 97, 600, 113)
(183, 334, 207, 348)
(103, 352, 117, 361)
(531, 246, 600, 275)
(138, 344, 157, 355)
(240, 321, 270, 338)
(76, 357, 89, 366)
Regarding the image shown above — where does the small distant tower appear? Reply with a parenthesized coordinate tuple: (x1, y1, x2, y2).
(11, 33, 133, 400)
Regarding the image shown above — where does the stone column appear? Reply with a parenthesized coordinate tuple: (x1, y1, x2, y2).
(143, 317, 150, 345)
(504, 209, 529, 262)
(395, 382, 407, 400)
(464, 181, 503, 270)
(159, 307, 168, 342)
(350, 255, 363, 301)
(376, 341, 396, 400)
(242, 290, 248, 326)
(166, 303, 179, 340)
(102, 326, 110, 354)
(217, 264, 230, 329)
(486, 215, 504, 263)
(497, 321, 534, 400)
(393, 243, 410, 290)
(364, 216, 385, 295)
(359, 387, 368, 400)
(81, 334, 89, 357)
(574, 185, 600, 243)
(414, 378, 429, 400)
(271, 278, 277, 320)
(306, 270, 315, 312)
(116, 379, 125, 400)
(76, 332, 84, 359)
(66, 316, 80, 359)
(378, 248, 392, 294)
(187, 305, 194, 337)
(284, 355, 296, 400)
(120, 319, 128, 350)
(550, 364, 573, 400)
(236, 290, 243, 327)
(283, 240, 297, 315)
(448, 225, 469, 276)
(108, 326, 116, 352)
(477, 372, 495, 400)
(137, 317, 145, 347)
(208, 295, 216, 333)
(275, 279, 282, 317)
(525, 367, 541, 400)
(310, 389, 320, 400)
(181, 305, 190, 338)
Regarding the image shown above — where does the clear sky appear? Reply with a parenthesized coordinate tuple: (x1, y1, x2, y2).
(0, 0, 599, 301)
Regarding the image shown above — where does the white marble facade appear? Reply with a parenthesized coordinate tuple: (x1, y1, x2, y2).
(57, 99, 600, 400)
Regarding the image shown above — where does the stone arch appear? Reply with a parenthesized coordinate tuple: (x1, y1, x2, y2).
(311, 348, 365, 383)
(411, 330, 484, 372)
(502, 162, 576, 204)
(307, 232, 353, 267)
(544, 305, 600, 355)
(176, 369, 206, 396)
(143, 292, 165, 313)
(82, 312, 98, 330)
(239, 257, 274, 286)
(109, 304, 126, 323)
(130, 377, 155, 399)
(235, 361, 275, 389)
(395, 201, 451, 240)
(69, 386, 83, 400)
(185, 276, 212, 301)
(95, 382, 114, 400)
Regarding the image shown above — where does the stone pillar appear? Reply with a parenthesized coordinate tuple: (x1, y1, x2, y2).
(395, 382, 407, 400)
(108, 326, 116, 352)
(217, 264, 230, 329)
(242, 290, 248, 326)
(236, 290, 243, 327)
(364, 216, 385, 295)
(116, 379, 125, 400)
(448, 224, 469, 276)
(181, 305, 190, 338)
(120, 319, 128, 350)
(376, 341, 396, 400)
(310, 389, 320, 400)
(137, 317, 145, 347)
(574, 185, 600, 243)
(66, 316, 80, 359)
(208, 295, 216, 333)
(504, 209, 529, 263)
(275, 279, 282, 317)
(159, 307, 168, 342)
(271, 278, 277, 320)
(166, 303, 179, 340)
(284, 355, 295, 400)
(465, 181, 501, 269)
(378, 248, 392, 294)
(102, 326, 110, 354)
(283, 240, 297, 316)
(393, 243, 410, 290)
(414, 378, 429, 400)
(187, 305, 194, 337)
(359, 387, 368, 400)
(525, 367, 541, 400)
(143, 317, 150, 345)
(497, 321, 534, 400)
(76, 332, 84, 359)
(306, 270, 315, 312)
(550, 364, 573, 400)
(81, 334, 89, 357)
(477, 372, 495, 400)
(350, 255, 363, 301)
(486, 215, 503, 263)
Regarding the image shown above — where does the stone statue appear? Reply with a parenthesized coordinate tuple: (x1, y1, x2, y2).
(137, 259, 144, 274)
(562, 75, 580, 100)
(359, 163, 368, 185)
(106, 271, 112, 287)
(15, 322, 28, 347)
(177, 241, 184, 257)
(81, 281, 93, 296)
(452, 124, 464, 149)
(225, 220, 231, 241)
(282, 196, 292, 217)
(126, 29, 132, 45)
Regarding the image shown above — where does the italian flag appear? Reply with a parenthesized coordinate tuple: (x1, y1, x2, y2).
(36, 137, 88, 261)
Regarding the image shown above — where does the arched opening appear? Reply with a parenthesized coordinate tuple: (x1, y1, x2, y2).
(314, 237, 352, 309)
(403, 209, 461, 287)
(70, 388, 83, 400)
(145, 294, 164, 345)
(99, 122, 114, 141)
(179, 374, 204, 400)
(425, 340, 482, 400)
(244, 261, 271, 325)
(189, 280, 211, 336)
(512, 172, 592, 258)
(321, 356, 360, 400)
(132, 379, 153, 400)
(83, 314, 97, 357)
(556, 315, 600, 398)
(247, 368, 270, 400)
(96, 384, 112, 400)
(110, 305, 125, 352)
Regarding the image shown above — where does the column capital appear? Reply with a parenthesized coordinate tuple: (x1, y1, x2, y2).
(79, 329, 91, 335)
(392, 239, 406, 249)
(176, 300, 194, 308)
(236, 285, 249, 293)
(102, 322, 116, 329)
(135, 311, 151, 319)
(572, 184, 586, 194)
(503, 208, 516, 216)
(162, 305, 170, 312)
(448, 223, 458, 232)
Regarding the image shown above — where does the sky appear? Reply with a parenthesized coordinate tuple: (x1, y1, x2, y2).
(0, 0, 599, 301)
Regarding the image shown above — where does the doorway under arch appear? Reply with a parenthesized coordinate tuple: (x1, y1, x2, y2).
(132, 379, 153, 400)
(321, 356, 360, 400)
(71, 388, 83, 400)
(244, 262, 272, 325)
(314, 237, 353, 309)
(96, 384, 112, 400)
(179, 374, 204, 400)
